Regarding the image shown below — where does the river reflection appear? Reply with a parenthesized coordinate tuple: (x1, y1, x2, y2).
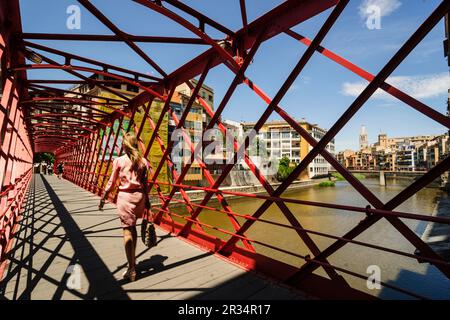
(169, 178, 450, 299)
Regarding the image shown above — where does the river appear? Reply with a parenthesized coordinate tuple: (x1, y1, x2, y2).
(169, 177, 450, 299)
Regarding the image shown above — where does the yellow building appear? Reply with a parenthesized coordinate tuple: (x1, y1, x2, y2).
(69, 74, 171, 194)
(69, 75, 216, 187)
(167, 81, 214, 185)
(169, 91, 204, 184)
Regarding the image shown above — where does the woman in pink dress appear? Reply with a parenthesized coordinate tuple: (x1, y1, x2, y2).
(100, 132, 150, 282)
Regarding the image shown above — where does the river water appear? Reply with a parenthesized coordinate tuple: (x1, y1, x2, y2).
(170, 177, 450, 299)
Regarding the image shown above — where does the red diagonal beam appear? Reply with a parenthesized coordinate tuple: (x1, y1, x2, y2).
(178, 1, 348, 240)
(129, 0, 338, 102)
(133, 93, 206, 231)
(134, 0, 240, 71)
(23, 41, 160, 81)
(240, 79, 384, 208)
(224, 0, 448, 255)
(147, 60, 213, 194)
(160, 97, 256, 251)
(285, 30, 450, 129)
(77, 0, 167, 77)
(279, 1, 450, 283)
(288, 155, 450, 285)
(115, 103, 188, 229)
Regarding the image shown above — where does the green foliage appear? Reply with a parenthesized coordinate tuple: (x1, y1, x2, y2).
(276, 156, 296, 182)
(331, 172, 345, 181)
(319, 181, 335, 187)
(331, 172, 366, 181)
(34, 152, 55, 164)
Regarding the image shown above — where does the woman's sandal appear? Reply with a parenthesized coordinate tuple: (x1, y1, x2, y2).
(122, 268, 137, 282)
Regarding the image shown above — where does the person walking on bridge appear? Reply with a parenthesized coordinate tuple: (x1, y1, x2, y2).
(100, 132, 150, 282)
(57, 162, 64, 179)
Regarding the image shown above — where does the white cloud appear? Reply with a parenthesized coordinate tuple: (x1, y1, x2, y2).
(341, 73, 450, 100)
(359, 0, 401, 20)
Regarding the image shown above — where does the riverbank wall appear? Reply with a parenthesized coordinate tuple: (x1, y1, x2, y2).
(150, 178, 328, 207)
(419, 190, 450, 262)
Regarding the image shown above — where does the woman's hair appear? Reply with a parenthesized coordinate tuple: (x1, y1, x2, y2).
(123, 132, 144, 170)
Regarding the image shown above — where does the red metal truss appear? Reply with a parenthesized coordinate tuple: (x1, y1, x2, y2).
(1, 0, 450, 299)
(0, 0, 34, 278)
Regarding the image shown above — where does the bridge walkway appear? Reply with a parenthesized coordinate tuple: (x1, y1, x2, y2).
(0, 174, 306, 300)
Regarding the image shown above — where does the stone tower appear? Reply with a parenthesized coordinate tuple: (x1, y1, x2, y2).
(359, 125, 368, 150)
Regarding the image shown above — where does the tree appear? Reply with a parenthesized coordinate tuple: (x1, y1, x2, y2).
(276, 156, 296, 182)
(34, 152, 55, 164)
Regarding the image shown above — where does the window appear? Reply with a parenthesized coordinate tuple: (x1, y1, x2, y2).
(271, 131, 280, 139)
(208, 95, 213, 102)
(126, 84, 139, 93)
(282, 132, 290, 139)
(189, 167, 201, 174)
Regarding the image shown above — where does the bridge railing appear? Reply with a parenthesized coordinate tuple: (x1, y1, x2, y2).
(0, 169, 33, 277)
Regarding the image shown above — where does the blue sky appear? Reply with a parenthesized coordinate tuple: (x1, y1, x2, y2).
(19, 0, 450, 151)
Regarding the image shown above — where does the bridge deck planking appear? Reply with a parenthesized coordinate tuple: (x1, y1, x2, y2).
(0, 174, 307, 300)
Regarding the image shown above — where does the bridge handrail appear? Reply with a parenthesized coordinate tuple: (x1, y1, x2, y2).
(152, 180, 450, 225)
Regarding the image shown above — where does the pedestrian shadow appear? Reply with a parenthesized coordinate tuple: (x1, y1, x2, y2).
(136, 254, 168, 275)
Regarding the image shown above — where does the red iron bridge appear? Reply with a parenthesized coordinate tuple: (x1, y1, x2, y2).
(1, 0, 450, 300)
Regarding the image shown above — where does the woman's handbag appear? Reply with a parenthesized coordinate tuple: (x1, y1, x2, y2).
(140, 165, 157, 247)
(141, 209, 157, 248)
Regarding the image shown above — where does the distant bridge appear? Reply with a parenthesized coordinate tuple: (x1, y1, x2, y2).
(330, 170, 445, 187)
(332, 170, 427, 176)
